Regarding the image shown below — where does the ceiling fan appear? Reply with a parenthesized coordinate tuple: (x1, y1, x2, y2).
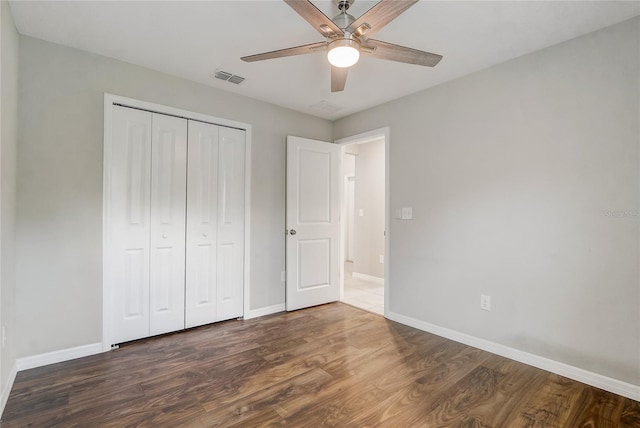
(241, 0, 443, 92)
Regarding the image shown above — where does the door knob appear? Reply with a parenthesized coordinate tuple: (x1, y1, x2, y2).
(202, 233, 207, 237)
(289, 229, 297, 235)
(162, 234, 167, 239)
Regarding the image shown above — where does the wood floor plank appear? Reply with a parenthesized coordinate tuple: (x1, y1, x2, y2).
(515, 373, 590, 427)
(621, 397, 640, 427)
(348, 347, 493, 427)
(214, 368, 333, 427)
(2, 303, 638, 427)
(565, 386, 626, 428)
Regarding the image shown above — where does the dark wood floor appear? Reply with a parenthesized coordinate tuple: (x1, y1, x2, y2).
(2, 303, 639, 427)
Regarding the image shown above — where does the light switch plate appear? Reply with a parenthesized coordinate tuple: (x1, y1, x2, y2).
(401, 207, 413, 220)
(481, 295, 491, 311)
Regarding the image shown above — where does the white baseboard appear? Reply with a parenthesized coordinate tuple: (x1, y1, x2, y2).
(16, 343, 104, 372)
(0, 362, 17, 418)
(386, 311, 640, 402)
(244, 303, 286, 320)
(352, 272, 384, 285)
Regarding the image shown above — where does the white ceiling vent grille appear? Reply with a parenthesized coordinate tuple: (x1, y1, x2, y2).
(228, 75, 245, 85)
(212, 69, 245, 85)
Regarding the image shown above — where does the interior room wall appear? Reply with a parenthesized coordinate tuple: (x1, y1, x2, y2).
(16, 36, 332, 358)
(353, 139, 385, 279)
(334, 17, 640, 386)
(1, 0, 19, 404)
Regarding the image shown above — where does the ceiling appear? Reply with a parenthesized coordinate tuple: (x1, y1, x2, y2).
(9, 1, 640, 120)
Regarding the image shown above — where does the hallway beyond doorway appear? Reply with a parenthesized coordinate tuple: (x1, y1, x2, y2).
(342, 261, 384, 315)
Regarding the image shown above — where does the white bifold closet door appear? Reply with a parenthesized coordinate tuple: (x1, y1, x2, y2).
(109, 107, 187, 343)
(108, 105, 245, 344)
(186, 122, 245, 328)
(149, 114, 187, 336)
(110, 106, 153, 343)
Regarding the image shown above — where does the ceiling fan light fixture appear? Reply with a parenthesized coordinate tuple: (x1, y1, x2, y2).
(327, 38, 360, 68)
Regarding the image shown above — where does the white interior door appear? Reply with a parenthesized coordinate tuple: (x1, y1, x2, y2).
(185, 122, 245, 327)
(216, 127, 245, 320)
(149, 113, 187, 336)
(109, 106, 152, 343)
(286, 136, 341, 311)
(106, 96, 249, 346)
(185, 121, 219, 328)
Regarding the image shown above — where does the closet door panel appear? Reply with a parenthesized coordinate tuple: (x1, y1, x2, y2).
(217, 127, 245, 321)
(149, 113, 187, 336)
(185, 121, 219, 328)
(109, 106, 152, 343)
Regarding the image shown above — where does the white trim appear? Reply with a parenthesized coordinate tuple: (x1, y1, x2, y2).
(387, 311, 640, 402)
(352, 272, 384, 285)
(335, 127, 391, 318)
(0, 362, 17, 418)
(16, 343, 104, 372)
(104, 93, 250, 130)
(102, 93, 252, 350)
(102, 95, 113, 352)
(243, 126, 252, 321)
(243, 303, 285, 320)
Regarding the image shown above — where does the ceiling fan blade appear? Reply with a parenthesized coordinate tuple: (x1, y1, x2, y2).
(284, 0, 344, 38)
(347, 0, 418, 39)
(331, 66, 348, 92)
(241, 41, 327, 62)
(363, 39, 442, 67)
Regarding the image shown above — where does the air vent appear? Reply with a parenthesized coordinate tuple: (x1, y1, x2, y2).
(228, 75, 245, 85)
(212, 69, 245, 85)
(213, 70, 232, 81)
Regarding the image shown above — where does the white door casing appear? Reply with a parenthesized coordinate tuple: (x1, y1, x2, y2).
(286, 136, 341, 311)
(109, 106, 152, 343)
(149, 113, 187, 336)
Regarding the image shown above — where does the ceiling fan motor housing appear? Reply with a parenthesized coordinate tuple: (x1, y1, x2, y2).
(333, 12, 356, 31)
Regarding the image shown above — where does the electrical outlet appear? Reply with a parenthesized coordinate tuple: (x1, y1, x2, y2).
(379, 255, 384, 264)
(358, 209, 364, 217)
(480, 295, 491, 311)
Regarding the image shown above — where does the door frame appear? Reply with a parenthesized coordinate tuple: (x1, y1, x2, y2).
(102, 93, 252, 351)
(335, 127, 390, 316)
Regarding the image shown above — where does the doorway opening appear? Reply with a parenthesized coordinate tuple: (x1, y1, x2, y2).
(337, 128, 389, 316)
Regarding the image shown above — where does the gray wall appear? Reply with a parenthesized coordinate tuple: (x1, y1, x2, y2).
(16, 36, 332, 357)
(353, 139, 385, 278)
(334, 18, 640, 385)
(1, 0, 19, 399)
